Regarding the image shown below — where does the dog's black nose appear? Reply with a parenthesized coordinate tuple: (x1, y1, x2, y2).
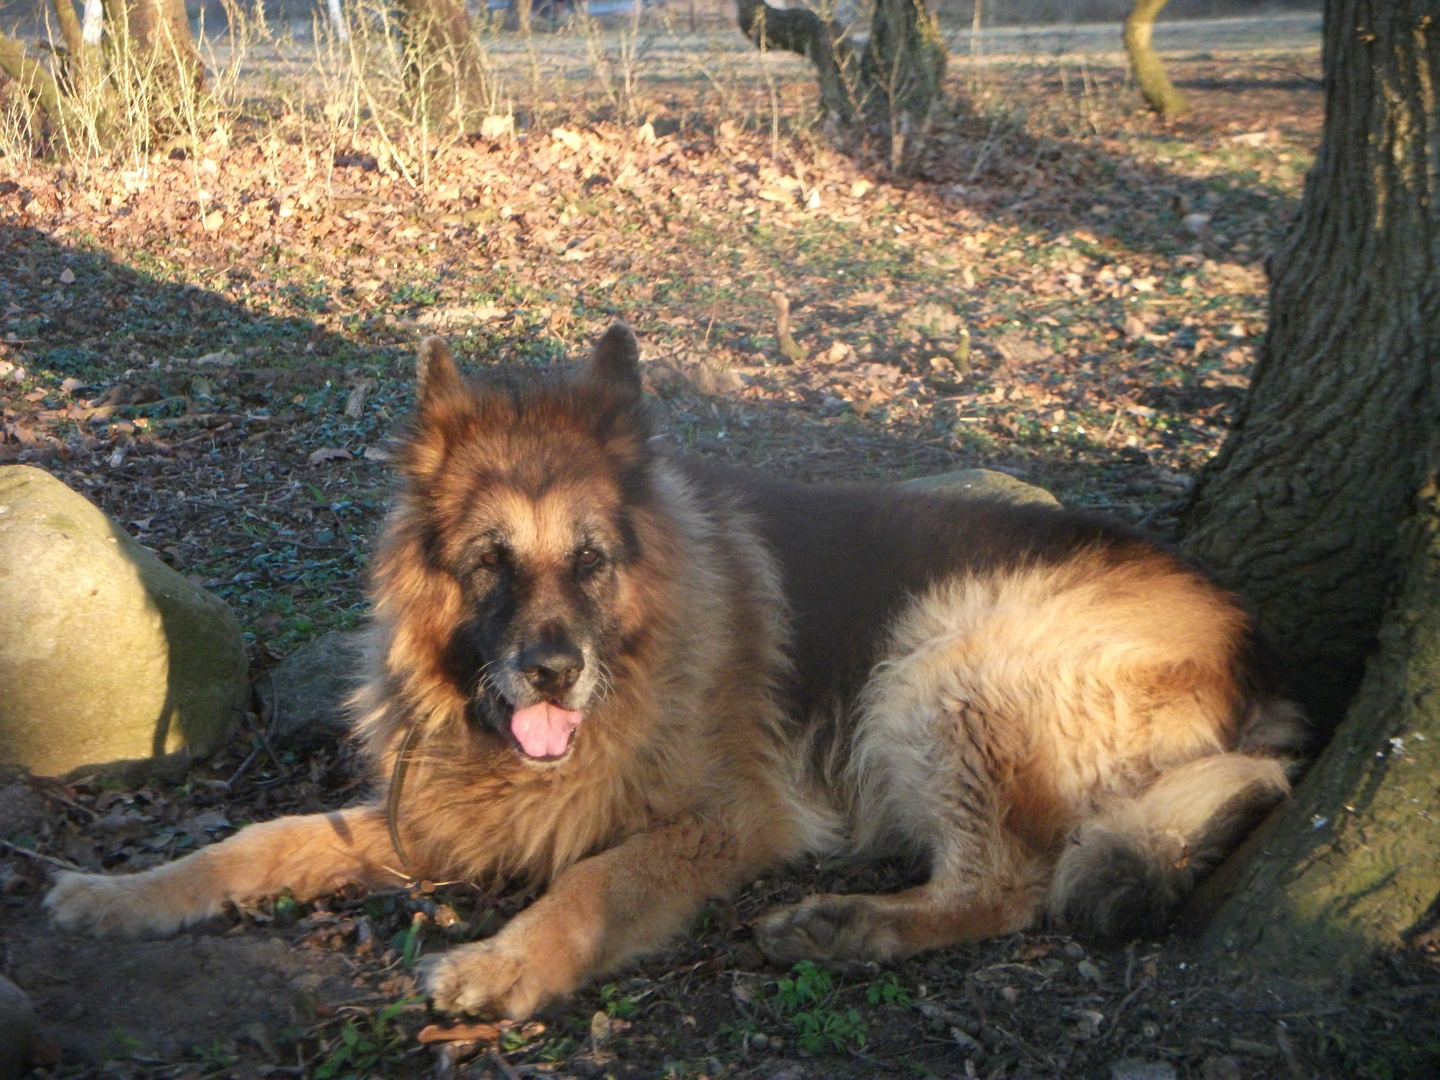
(517, 639, 584, 696)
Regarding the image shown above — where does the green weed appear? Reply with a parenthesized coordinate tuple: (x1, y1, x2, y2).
(313, 998, 417, 1079)
(717, 1017, 758, 1047)
(601, 982, 641, 1019)
(865, 973, 913, 1007)
(768, 961, 868, 1055)
(772, 959, 833, 1013)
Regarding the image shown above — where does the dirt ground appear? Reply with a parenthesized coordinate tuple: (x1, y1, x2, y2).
(2, 34, 1439, 1080)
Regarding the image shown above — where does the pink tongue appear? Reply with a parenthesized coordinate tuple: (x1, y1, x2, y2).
(510, 703, 584, 758)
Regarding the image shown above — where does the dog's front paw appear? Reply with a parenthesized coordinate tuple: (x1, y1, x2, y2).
(420, 940, 548, 1019)
(755, 894, 898, 965)
(46, 870, 198, 940)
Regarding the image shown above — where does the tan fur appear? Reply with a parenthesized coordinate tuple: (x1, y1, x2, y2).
(47, 327, 1303, 1018)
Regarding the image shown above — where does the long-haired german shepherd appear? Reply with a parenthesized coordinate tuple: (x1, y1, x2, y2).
(48, 325, 1303, 1018)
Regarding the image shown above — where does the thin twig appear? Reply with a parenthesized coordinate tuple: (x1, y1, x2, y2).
(487, 1048, 523, 1080)
(243, 699, 289, 776)
(0, 838, 86, 873)
(225, 747, 261, 789)
(35, 782, 101, 821)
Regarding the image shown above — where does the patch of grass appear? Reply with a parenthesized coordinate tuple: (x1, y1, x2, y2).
(190, 1036, 238, 1070)
(388, 912, 426, 969)
(717, 1017, 758, 1048)
(1355, 1032, 1440, 1080)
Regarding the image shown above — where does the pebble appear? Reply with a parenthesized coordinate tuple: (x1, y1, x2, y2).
(1202, 1056, 1243, 1080)
(0, 975, 36, 1080)
(1109, 1061, 1178, 1080)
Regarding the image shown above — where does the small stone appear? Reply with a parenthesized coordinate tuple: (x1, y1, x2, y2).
(0, 975, 36, 1080)
(589, 1010, 612, 1048)
(1202, 1055, 1242, 1080)
(1062, 941, 1086, 960)
(1109, 1061, 1178, 1080)
(749, 1032, 770, 1051)
(480, 114, 513, 140)
(903, 469, 1060, 508)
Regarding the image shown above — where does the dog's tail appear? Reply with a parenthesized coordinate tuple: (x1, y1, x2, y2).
(1048, 700, 1304, 941)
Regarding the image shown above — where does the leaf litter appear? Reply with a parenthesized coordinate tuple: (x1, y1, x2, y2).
(2, 45, 1437, 1080)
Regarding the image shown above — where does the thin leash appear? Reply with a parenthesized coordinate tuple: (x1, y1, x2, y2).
(385, 717, 423, 885)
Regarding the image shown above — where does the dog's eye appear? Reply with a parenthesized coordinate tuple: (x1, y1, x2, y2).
(576, 547, 602, 570)
(479, 549, 505, 571)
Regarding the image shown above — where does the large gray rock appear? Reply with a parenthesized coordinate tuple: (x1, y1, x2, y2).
(0, 975, 36, 1080)
(903, 468, 1060, 507)
(0, 466, 248, 778)
(254, 630, 363, 748)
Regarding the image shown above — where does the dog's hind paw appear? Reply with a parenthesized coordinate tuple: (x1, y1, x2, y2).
(46, 870, 198, 940)
(755, 894, 900, 965)
(420, 941, 545, 1019)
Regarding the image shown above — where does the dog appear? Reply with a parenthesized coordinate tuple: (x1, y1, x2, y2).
(47, 324, 1303, 1019)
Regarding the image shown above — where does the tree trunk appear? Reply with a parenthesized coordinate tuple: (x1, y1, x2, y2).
(736, 0, 946, 148)
(1179, 0, 1440, 976)
(861, 0, 947, 144)
(53, 0, 85, 60)
(736, 0, 856, 124)
(1178, 0, 1440, 728)
(397, 0, 491, 122)
(1124, 0, 1187, 115)
(0, 32, 67, 124)
(511, 0, 534, 36)
(1201, 475, 1440, 975)
(112, 0, 205, 94)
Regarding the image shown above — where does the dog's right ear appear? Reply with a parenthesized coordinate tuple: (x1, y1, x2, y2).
(416, 337, 464, 405)
(584, 323, 642, 403)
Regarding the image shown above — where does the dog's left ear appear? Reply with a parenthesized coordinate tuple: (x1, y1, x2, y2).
(585, 323, 642, 402)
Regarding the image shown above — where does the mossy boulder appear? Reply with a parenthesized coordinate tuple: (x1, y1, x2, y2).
(255, 630, 362, 748)
(904, 468, 1060, 507)
(0, 466, 248, 778)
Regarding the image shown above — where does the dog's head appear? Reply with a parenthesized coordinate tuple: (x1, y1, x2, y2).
(379, 324, 666, 764)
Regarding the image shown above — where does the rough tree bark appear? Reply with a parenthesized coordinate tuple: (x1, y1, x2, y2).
(736, 0, 946, 145)
(0, 32, 67, 123)
(1178, 0, 1440, 977)
(0, 0, 202, 136)
(397, 0, 491, 121)
(1201, 480, 1440, 975)
(105, 0, 206, 94)
(1124, 0, 1187, 115)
